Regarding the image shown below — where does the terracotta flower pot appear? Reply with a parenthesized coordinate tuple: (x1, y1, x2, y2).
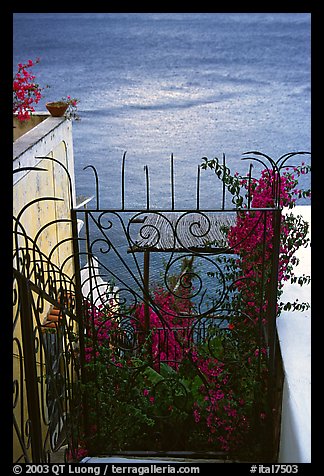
(46, 101, 68, 117)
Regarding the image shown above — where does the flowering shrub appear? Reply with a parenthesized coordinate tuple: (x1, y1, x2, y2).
(201, 155, 311, 318)
(78, 155, 310, 460)
(81, 302, 157, 453)
(80, 278, 267, 457)
(13, 58, 45, 121)
(13, 58, 80, 122)
(132, 285, 195, 369)
(178, 345, 255, 453)
(213, 163, 311, 324)
(83, 302, 118, 363)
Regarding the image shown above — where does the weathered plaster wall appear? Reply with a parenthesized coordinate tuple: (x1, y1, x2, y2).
(13, 115, 76, 276)
(13, 115, 77, 462)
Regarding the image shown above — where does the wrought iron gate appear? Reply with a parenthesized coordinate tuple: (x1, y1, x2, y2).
(14, 151, 308, 462)
(72, 151, 295, 461)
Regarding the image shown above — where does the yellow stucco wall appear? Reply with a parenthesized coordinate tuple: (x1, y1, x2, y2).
(13, 142, 74, 276)
(13, 117, 76, 462)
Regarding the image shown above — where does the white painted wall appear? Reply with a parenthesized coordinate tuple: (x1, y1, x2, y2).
(277, 205, 311, 463)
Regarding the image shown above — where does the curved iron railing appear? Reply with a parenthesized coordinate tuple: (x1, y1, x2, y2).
(13, 166, 82, 463)
(13, 150, 310, 462)
(73, 150, 310, 459)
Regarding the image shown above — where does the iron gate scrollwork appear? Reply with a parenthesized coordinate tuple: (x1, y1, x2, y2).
(13, 150, 310, 462)
(13, 165, 83, 463)
(73, 151, 309, 461)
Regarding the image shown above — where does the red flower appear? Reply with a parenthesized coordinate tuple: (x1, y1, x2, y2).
(13, 58, 45, 122)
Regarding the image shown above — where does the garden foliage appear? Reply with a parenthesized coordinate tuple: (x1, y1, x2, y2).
(79, 155, 310, 460)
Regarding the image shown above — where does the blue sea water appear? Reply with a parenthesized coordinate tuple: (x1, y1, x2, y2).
(13, 12, 311, 209)
(13, 13, 311, 288)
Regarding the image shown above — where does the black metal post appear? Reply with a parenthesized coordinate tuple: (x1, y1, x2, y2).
(143, 250, 152, 362)
(196, 165, 200, 210)
(70, 209, 88, 451)
(268, 209, 281, 380)
(222, 153, 226, 210)
(83, 165, 100, 210)
(144, 165, 150, 210)
(171, 153, 175, 211)
(122, 151, 127, 210)
(267, 208, 282, 460)
(247, 163, 253, 209)
(17, 272, 43, 462)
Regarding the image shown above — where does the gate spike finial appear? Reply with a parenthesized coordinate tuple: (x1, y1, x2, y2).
(144, 165, 150, 210)
(196, 164, 201, 210)
(83, 165, 100, 210)
(122, 151, 127, 210)
(171, 153, 175, 210)
(222, 153, 226, 210)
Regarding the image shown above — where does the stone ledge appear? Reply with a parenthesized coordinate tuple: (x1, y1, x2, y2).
(13, 114, 67, 162)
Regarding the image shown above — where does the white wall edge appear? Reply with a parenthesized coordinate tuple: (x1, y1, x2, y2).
(277, 205, 311, 463)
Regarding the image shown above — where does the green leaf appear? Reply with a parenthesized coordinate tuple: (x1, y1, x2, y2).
(142, 365, 164, 385)
(159, 362, 178, 379)
(208, 335, 224, 359)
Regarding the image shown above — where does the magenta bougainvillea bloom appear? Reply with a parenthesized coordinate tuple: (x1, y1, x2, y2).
(13, 58, 44, 122)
